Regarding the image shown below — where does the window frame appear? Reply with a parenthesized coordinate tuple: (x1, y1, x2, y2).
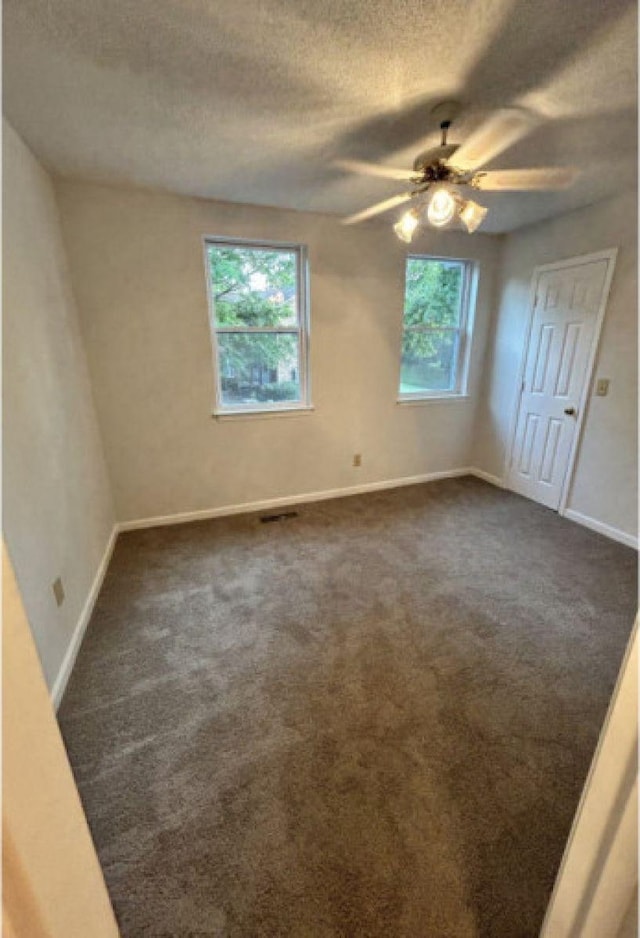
(397, 255, 476, 403)
(203, 236, 312, 417)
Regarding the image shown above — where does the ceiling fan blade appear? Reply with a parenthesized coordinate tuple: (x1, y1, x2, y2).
(334, 159, 416, 181)
(451, 109, 538, 171)
(474, 167, 579, 191)
(341, 192, 414, 225)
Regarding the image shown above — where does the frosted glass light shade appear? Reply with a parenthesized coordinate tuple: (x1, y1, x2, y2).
(459, 199, 488, 233)
(393, 209, 419, 243)
(427, 187, 457, 227)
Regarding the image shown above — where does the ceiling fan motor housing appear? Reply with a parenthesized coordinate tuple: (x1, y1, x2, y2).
(412, 143, 459, 174)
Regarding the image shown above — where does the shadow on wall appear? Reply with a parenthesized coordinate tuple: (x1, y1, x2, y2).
(473, 272, 532, 479)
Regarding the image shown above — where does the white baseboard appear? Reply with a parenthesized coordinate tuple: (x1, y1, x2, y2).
(52, 470, 477, 705)
(118, 468, 475, 532)
(49, 473, 637, 708)
(51, 525, 119, 710)
(469, 471, 637, 548)
(563, 509, 638, 550)
(468, 467, 504, 488)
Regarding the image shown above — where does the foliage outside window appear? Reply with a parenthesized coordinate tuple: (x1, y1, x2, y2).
(205, 240, 310, 414)
(399, 257, 474, 399)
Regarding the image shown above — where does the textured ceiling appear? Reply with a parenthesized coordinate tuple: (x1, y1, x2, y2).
(4, 0, 637, 232)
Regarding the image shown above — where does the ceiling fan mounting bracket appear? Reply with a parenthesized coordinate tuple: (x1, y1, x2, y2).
(430, 100, 463, 127)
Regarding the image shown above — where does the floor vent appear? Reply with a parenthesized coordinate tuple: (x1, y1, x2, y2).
(260, 510, 298, 524)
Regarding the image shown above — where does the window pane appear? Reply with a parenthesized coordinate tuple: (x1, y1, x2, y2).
(400, 329, 458, 393)
(404, 258, 464, 328)
(217, 332, 301, 406)
(208, 245, 298, 327)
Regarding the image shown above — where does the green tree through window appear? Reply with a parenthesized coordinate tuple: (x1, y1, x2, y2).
(400, 258, 471, 396)
(206, 242, 309, 412)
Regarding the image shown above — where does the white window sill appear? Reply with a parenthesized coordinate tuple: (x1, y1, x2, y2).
(396, 395, 470, 406)
(212, 405, 315, 422)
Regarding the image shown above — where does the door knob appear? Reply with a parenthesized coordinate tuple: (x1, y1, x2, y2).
(564, 407, 576, 416)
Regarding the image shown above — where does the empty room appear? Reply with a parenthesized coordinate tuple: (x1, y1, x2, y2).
(3, 1, 638, 936)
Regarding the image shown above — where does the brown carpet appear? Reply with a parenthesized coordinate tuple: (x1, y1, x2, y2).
(59, 476, 637, 937)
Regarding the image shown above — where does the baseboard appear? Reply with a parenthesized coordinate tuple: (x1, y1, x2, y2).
(47, 477, 637, 708)
(118, 468, 475, 532)
(50, 469, 477, 703)
(468, 467, 504, 488)
(468, 473, 637, 548)
(51, 525, 119, 710)
(563, 509, 638, 550)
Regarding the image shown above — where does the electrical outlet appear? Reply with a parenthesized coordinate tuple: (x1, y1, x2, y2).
(52, 577, 65, 607)
(595, 378, 610, 397)
(353, 453, 362, 468)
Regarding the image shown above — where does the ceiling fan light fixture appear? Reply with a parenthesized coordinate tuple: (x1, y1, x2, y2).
(339, 105, 577, 230)
(393, 208, 420, 243)
(459, 198, 488, 233)
(426, 186, 458, 228)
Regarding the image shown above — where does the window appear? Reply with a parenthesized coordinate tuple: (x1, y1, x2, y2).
(398, 257, 475, 400)
(204, 239, 310, 415)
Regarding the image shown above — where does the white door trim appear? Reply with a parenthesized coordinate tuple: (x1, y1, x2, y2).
(540, 621, 637, 937)
(503, 248, 618, 515)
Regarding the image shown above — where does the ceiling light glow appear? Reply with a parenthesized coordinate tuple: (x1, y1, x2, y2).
(392, 189, 489, 240)
(459, 199, 488, 233)
(427, 187, 458, 227)
(393, 209, 419, 243)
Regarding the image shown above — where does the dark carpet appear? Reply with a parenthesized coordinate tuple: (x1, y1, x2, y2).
(59, 476, 637, 937)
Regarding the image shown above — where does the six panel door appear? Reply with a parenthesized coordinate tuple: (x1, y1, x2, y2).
(507, 259, 609, 510)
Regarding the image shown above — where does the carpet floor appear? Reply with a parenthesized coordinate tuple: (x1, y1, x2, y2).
(59, 476, 637, 937)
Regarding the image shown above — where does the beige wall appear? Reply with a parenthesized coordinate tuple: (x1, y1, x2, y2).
(55, 180, 501, 523)
(472, 192, 638, 540)
(3, 545, 120, 938)
(4, 125, 635, 713)
(3, 123, 116, 690)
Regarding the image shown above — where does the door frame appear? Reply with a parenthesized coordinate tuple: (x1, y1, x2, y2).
(540, 620, 637, 937)
(503, 248, 618, 515)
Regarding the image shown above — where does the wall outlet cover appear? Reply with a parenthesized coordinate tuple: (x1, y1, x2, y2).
(595, 378, 610, 397)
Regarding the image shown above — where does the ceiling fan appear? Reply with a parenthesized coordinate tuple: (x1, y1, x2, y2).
(336, 104, 579, 238)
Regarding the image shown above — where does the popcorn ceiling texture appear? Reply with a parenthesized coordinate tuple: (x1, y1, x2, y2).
(58, 477, 637, 937)
(4, 0, 637, 232)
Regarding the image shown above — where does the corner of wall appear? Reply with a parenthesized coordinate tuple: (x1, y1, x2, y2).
(3, 123, 118, 701)
(469, 231, 509, 477)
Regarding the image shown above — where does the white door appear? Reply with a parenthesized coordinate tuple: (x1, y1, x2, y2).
(507, 256, 612, 510)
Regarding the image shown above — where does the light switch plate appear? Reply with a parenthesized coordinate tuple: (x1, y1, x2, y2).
(595, 378, 610, 397)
